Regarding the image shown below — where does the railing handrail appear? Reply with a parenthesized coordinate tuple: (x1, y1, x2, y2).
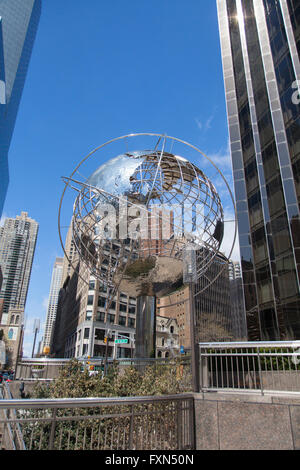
(199, 340, 300, 349)
(0, 392, 195, 410)
(1, 383, 26, 450)
(17, 356, 189, 364)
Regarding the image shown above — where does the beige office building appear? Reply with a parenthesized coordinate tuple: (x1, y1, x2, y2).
(52, 226, 136, 359)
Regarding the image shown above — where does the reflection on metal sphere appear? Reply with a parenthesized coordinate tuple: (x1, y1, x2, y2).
(69, 148, 224, 300)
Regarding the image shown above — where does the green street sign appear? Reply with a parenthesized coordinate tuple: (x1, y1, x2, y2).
(115, 339, 128, 344)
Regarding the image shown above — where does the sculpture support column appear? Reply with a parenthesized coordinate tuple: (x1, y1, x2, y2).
(135, 296, 156, 358)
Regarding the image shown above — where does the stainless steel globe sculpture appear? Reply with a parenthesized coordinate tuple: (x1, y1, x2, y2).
(59, 133, 237, 358)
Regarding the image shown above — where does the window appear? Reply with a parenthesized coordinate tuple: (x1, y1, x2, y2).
(119, 316, 126, 326)
(119, 303, 127, 313)
(87, 295, 94, 306)
(128, 317, 135, 328)
(86, 311, 92, 321)
(99, 283, 107, 293)
(170, 326, 174, 334)
(84, 328, 90, 339)
(95, 329, 105, 341)
(98, 296, 106, 308)
(96, 311, 105, 322)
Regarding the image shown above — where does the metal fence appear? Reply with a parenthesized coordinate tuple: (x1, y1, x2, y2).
(16, 358, 70, 381)
(15, 356, 192, 384)
(0, 383, 26, 450)
(0, 392, 195, 450)
(199, 341, 300, 395)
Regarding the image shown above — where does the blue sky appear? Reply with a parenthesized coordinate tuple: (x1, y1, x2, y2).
(1, 0, 238, 356)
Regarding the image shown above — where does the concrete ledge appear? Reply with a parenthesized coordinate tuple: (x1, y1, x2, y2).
(194, 391, 274, 403)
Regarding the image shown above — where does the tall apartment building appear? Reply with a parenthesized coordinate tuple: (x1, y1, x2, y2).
(0, 212, 38, 322)
(0, 0, 41, 215)
(42, 257, 63, 354)
(217, 0, 300, 340)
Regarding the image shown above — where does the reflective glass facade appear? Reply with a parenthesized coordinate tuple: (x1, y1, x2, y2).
(0, 0, 41, 216)
(195, 252, 247, 342)
(217, 0, 300, 340)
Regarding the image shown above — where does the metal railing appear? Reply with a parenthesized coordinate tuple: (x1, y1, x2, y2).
(0, 383, 26, 450)
(15, 356, 192, 382)
(0, 393, 195, 450)
(199, 341, 300, 395)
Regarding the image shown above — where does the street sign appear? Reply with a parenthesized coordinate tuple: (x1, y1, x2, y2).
(115, 339, 128, 344)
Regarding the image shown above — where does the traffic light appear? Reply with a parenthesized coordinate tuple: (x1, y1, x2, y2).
(104, 337, 107, 344)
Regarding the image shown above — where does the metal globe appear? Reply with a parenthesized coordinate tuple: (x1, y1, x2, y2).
(69, 147, 224, 301)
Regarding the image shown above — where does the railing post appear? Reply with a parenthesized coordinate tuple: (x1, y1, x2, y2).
(199, 345, 202, 392)
(129, 405, 134, 450)
(176, 400, 183, 450)
(201, 354, 209, 389)
(189, 397, 196, 450)
(48, 408, 57, 450)
(257, 347, 264, 396)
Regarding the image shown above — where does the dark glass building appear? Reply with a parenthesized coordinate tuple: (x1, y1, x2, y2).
(217, 0, 300, 340)
(0, 0, 41, 216)
(195, 252, 246, 342)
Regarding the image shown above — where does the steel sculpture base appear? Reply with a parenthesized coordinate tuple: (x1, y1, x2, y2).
(135, 295, 156, 359)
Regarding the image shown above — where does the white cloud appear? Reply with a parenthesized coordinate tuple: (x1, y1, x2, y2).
(208, 151, 232, 172)
(0, 212, 8, 227)
(42, 296, 49, 310)
(195, 118, 202, 131)
(221, 219, 240, 262)
(195, 111, 216, 134)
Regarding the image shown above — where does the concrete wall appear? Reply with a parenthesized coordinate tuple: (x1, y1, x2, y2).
(8, 380, 44, 398)
(194, 392, 300, 450)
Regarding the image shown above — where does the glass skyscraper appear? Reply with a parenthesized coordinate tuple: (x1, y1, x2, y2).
(0, 0, 41, 216)
(217, 0, 300, 340)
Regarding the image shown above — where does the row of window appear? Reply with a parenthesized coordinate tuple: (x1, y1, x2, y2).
(88, 295, 136, 314)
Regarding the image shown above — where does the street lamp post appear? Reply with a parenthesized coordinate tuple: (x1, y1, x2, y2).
(103, 327, 111, 376)
(31, 319, 40, 358)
